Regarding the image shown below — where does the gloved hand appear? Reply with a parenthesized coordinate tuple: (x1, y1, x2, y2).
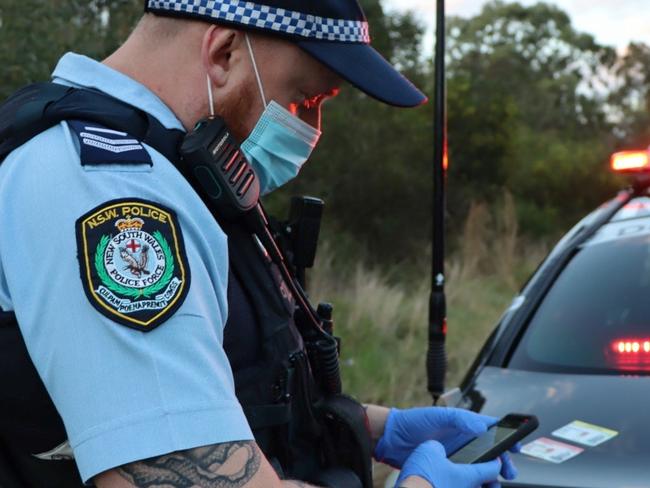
(395, 440, 501, 488)
(374, 407, 518, 481)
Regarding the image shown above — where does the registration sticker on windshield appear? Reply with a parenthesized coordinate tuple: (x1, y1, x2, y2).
(552, 420, 618, 447)
(521, 437, 584, 463)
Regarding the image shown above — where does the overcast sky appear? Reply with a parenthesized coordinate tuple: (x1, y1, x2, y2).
(385, 0, 650, 53)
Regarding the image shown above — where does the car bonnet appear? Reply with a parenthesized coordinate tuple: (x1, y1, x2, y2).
(464, 366, 650, 488)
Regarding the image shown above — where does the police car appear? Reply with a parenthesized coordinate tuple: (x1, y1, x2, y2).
(447, 150, 650, 487)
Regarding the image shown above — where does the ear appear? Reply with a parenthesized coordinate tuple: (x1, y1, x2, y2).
(201, 25, 239, 88)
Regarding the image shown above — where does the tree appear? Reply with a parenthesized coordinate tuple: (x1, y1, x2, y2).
(445, 1, 620, 236)
(0, 0, 141, 99)
(609, 42, 650, 149)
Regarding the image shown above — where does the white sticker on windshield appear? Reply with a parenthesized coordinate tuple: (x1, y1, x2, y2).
(552, 420, 618, 447)
(521, 437, 584, 463)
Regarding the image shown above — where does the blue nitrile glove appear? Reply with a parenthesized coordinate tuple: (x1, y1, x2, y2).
(374, 407, 518, 481)
(396, 440, 501, 488)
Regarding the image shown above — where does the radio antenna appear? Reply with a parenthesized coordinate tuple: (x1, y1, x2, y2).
(427, 0, 448, 403)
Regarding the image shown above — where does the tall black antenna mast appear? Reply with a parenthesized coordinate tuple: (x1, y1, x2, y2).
(427, 0, 448, 403)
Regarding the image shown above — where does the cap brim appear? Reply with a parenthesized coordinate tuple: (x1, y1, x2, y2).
(297, 41, 428, 108)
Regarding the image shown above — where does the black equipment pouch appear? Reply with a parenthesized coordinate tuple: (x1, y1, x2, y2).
(0, 82, 373, 488)
(313, 395, 374, 488)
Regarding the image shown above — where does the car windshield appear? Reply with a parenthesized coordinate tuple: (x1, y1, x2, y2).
(509, 228, 650, 374)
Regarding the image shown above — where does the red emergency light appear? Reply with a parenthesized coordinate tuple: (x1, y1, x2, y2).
(608, 339, 650, 370)
(613, 340, 650, 354)
(611, 150, 650, 173)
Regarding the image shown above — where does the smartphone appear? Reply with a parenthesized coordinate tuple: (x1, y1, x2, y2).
(448, 413, 539, 464)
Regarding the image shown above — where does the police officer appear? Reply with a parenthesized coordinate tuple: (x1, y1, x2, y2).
(0, 1, 519, 487)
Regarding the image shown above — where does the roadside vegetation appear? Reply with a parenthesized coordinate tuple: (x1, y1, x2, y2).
(309, 193, 548, 407)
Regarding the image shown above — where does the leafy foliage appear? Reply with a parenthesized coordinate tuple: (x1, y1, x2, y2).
(610, 42, 650, 148)
(0, 0, 141, 99)
(445, 1, 623, 237)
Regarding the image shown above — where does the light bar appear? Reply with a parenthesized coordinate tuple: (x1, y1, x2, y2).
(608, 339, 650, 371)
(611, 150, 650, 173)
(613, 340, 650, 354)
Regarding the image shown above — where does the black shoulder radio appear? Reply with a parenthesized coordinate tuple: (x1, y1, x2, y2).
(180, 117, 260, 220)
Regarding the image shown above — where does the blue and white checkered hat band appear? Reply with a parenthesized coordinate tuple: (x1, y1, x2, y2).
(147, 0, 370, 43)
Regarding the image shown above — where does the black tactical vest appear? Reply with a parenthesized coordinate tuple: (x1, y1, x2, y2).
(0, 84, 372, 488)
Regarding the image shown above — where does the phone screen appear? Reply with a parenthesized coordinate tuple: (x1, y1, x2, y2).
(448, 423, 519, 464)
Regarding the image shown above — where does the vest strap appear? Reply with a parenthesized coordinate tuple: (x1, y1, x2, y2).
(0, 83, 185, 165)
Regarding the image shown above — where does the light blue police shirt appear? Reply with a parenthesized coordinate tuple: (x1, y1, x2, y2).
(0, 53, 253, 481)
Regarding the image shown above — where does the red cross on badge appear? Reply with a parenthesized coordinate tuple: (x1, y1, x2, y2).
(126, 240, 141, 253)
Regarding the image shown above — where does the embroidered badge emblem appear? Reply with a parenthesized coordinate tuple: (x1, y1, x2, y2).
(76, 199, 190, 331)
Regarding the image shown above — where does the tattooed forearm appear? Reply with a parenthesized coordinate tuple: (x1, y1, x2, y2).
(117, 441, 261, 488)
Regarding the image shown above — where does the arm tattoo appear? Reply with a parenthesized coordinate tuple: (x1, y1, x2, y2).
(117, 440, 261, 488)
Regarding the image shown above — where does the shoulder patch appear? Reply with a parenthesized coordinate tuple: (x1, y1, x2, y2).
(67, 120, 152, 166)
(76, 199, 191, 331)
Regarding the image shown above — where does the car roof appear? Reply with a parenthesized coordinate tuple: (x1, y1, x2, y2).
(609, 196, 650, 222)
(585, 196, 650, 248)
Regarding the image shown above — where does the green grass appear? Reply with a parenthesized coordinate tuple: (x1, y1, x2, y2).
(308, 254, 520, 409)
(308, 195, 548, 407)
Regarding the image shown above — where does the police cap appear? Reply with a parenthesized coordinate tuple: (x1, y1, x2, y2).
(144, 0, 428, 107)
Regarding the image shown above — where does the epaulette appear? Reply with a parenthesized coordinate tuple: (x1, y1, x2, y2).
(67, 120, 152, 166)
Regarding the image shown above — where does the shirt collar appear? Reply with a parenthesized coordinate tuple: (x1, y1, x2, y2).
(52, 52, 185, 132)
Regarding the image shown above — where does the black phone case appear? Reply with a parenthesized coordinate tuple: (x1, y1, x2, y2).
(452, 413, 539, 464)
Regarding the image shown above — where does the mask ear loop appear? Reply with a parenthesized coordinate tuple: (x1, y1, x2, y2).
(245, 33, 268, 108)
(207, 74, 216, 119)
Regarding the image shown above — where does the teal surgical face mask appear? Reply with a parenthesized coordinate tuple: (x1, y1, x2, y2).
(237, 35, 322, 195)
(241, 100, 321, 195)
